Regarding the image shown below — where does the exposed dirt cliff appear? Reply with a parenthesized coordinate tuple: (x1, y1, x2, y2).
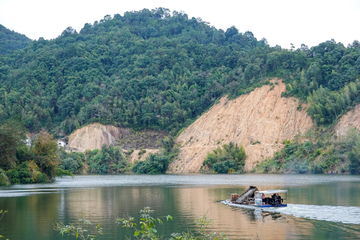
(68, 123, 128, 151)
(334, 104, 360, 136)
(68, 123, 165, 151)
(168, 79, 314, 173)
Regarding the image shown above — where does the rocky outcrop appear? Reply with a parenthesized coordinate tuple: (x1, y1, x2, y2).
(68, 123, 130, 151)
(168, 79, 314, 173)
(334, 104, 360, 136)
(68, 123, 166, 152)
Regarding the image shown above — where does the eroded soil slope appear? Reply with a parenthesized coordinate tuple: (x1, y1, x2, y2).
(168, 79, 314, 173)
(68, 123, 129, 151)
(68, 123, 165, 151)
(334, 104, 360, 136)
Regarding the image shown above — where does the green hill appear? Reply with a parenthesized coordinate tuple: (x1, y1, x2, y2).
(0, 7, 359, 137)
(0, 24, 32, 55)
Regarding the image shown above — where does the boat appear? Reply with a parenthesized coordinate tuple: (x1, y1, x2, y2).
(228, 186, 287, 208)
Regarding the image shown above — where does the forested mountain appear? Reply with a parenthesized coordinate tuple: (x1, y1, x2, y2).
(0, 24, 32, 55)
(0, 8, 359, 137)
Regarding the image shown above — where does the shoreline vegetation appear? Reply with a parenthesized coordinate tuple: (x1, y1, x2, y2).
(1, 120, 360, 187)
(253, 127, 360, 175)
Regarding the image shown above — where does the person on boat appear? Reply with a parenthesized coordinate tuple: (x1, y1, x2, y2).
(271, 193, 277, 204)
(262, 193, 266, 205)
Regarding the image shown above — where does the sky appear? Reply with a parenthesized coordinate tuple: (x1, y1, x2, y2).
(0, 0, 359, 49)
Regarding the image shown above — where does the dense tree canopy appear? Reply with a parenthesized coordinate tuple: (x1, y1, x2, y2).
(0, 8, 359, 137)
(0, 24, 32, 55)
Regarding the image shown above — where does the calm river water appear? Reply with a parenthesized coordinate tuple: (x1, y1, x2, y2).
(1, 174, 360, 239)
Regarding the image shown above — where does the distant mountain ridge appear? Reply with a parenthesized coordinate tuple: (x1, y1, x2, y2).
(0, 24, 32, 55)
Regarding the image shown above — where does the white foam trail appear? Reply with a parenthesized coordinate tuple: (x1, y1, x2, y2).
(222, 200, 360, 224)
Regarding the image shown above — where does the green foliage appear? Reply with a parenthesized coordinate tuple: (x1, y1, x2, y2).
(349, 138, 360, 174)
(54, 218, 103, 240)
(0, 209, 8, 239)
(55, 206, 227, 240)
(59, 150, 85, 173)
(132, 136, 179, 174)
(132, 154, 170, 174)
(203, 142, 247, 173)
(138, 148, 146, 156)
(0, 9, 359, 137)
(116, 207, 227, 240)
(0, 8, 267, 136)
(307, 80, 360, 125)
(0, 119, 27, 170)
(0, 168, 10, 186)
(31, 131, 60, 180)
(55, 168, 74, 177)
(5, 168, 20, 184)
(0, 120, 78, 185)
(0, 24, 32, 55)
(117, 207, 165, 240)
(5, 161, 49, 184)
(254, 128, 360, 174)
(87, 145, 127, 174)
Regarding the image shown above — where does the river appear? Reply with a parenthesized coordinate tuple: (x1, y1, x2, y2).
(1, 174, 360, 239)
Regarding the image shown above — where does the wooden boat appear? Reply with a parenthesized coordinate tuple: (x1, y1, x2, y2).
(229, 186, 287, 208)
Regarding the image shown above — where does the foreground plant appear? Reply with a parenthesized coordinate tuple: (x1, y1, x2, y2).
(0, 210, 8, 238)
(54, 218, 103, 240)
(117, 207, 228, 240)
(55, 207, 227, 239)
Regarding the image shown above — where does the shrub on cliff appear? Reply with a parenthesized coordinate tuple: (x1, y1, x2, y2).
(203, 142, 247, 173)
(132, 136, 178, 174)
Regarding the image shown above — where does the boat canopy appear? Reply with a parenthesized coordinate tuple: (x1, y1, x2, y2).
(256, 190, 288, 194)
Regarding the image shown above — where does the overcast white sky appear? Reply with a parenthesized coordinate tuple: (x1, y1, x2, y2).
(0, 0, 359, 49)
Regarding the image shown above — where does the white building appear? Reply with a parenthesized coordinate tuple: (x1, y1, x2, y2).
(57, 140, 67, 147)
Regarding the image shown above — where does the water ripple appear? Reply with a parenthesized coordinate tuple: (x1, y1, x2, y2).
(222, 201, 360, 224)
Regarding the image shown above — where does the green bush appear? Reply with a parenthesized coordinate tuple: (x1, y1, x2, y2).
(0, 169, 10, 186)
(203, 142, 247, 173)
(132, 154, 170, 174)
(18, 162, 31, 184)
(35, 173, 48, 183)
(6, 169, 20, 184)
(59, 158, 80, 173)
(213, 160, 238, 173)
(59, 151, 85, 174)
(87, 145, 126, 174)
(349, 152, 360, 174)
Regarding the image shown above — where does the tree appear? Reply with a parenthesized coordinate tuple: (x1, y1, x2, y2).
(31, 131, 60, 179)
(349, 138, 360, 174)
(0, 120, 27, 170)
(225, 26, 238, 40)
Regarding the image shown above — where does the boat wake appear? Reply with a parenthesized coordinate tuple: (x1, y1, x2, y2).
(222, 200, 360, 224)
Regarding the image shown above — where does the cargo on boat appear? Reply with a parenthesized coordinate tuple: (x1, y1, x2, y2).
(229, 186, 287, 208)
